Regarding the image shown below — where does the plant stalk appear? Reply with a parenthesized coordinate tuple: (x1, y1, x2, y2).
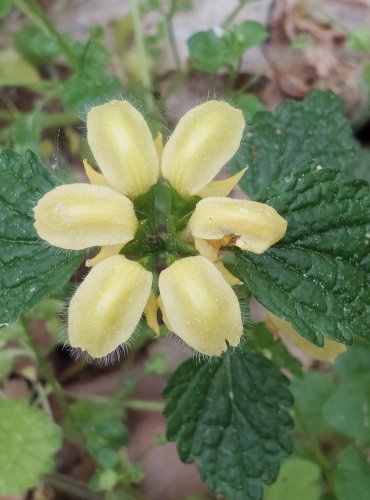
(21, 315, 71, 417)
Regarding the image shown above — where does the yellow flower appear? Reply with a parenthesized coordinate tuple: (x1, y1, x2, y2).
(269, 314, 347, 363)
(33, 99, 287, 358)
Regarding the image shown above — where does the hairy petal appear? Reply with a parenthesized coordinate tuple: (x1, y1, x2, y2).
(69, 255, 152, 357)
(33, 184, 137, 250)
(87, 100, 159, 198)
(162, 101, 245, 197)
(158, 256, 243, 356)
(189, 197, 287, 254)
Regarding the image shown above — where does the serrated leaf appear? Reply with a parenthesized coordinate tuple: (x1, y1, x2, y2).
(232, 91, 368, 198)
(333, 446, 370, 500)
(234, 163, 370, 346)
(163, 349, 294, 500)
(0, 399, 62, 495)
(0, 149, 84, 326)
(264, 457, 321, 500)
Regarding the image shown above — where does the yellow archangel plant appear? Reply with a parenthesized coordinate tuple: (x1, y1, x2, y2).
(33, 100, 287, 358)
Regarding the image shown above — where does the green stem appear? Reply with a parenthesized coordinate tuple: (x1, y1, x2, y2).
(44, 472, 102, 500)
(21, 315, 71, 417)
(12, 0, 78, 68)
(294, 404, 334, 484)
(222, 2, 245, 29)
(40, 111, 80, 128)
(130, 0, 155, 113)
(124, 399, 165, 412)
(166, 0, 182, 70)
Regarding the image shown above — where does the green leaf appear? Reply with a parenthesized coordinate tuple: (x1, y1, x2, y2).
(346, 26, 370, 53)
(163, 349, 294, 499)
(264, 457, 321, 500)
(234, 163, 370, 346)
(322, 375, 370, 440)
(291, 35, 311, 50)
(0, 149, 84, 325)
(188, 21, 267, 72)
(61, 40, 120, 112)
(0, 398, 62, 495)
(70, 400, 129, 468)
(246, 323, 302, 377)
(232, 91, 368, 199)
(332, 341, 370, 379)
(0, 0, 12, 18)
(234, 93, 266, 117)
(0, 48, 39, 87)
(291, 372, 334, 437)
(333, 446, 370, 500)
(14, 25, 60, 65)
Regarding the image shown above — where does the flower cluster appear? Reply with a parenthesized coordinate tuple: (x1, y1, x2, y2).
(33, 100, 287, 358)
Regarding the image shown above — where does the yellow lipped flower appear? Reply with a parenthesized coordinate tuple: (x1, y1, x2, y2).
(159, 256, 243, 356)
(33, 98, 288, 359)
(269, 314, 347, 363)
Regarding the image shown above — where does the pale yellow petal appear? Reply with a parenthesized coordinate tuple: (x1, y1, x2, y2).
(162, 101, 245, 197)
(83, 159, 111, 187)
(144, 291, 160, 336)
(197, 168, 248, 198)
(193, 237, 220, 261)
(154, 132, 163, 166)
(69, 255, 152, 357)
(87, 100, 159, 198)
(269, 314, 347, 363)
(189, 197, 287, 254)
(158, 256, 243, 356)
(86, 244, 124, 267)
(213, 261, 241, 286)
(33, 184, 137, 250)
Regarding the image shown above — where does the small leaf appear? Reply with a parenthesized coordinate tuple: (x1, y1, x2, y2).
(291, 372, 334, 437)
(235, 163, 370, 346)
(291, 35, 311, 50)
(0, 399, 62, 495)
(333, 446, 370, 500)
(322, 375, 370, 440)
(0, 0, 12, 18)
(69, 400, 129, 468)
(0, 149, 84, 325)
(163, 349, 294, 499)
(232, 91, 368, 198)
(235, 93, 266, 117)
(346, 26, 370, 53)
(188, 21, 267, 72)
(61, 40, 120, 112)
(14, 25, 60, 65)
(0, 48, 39, 86)
(264, 457, 321, 500)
